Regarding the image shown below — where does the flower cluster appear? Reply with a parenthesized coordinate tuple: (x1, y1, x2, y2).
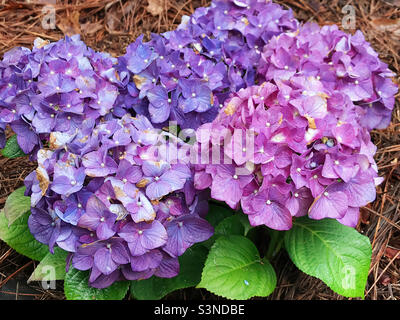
(24, 114, 213, 288)
(193, 78, 384, 230)
(258, 23, 398, 130)
(0, 35, 121, 158)
(117, 0, 298, 129)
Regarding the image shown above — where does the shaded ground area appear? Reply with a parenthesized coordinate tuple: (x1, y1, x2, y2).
(0, 0, 400, 300)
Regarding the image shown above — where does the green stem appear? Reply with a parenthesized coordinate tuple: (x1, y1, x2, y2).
(266, 230, 285, 260)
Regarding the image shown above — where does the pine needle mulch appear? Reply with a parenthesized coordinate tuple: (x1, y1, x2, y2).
(0, 0, 400, 300)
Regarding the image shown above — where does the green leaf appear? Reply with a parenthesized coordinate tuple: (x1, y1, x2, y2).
(1, 134, 26, 159)
(202, 214, 245, 249)
(28, 247, 68, 283)
(0, 210, 48, 261)
(205, 203, 234, 228)
(4, 186, 31, 227)
(236, 211, 252, 236)
(131, 244, 208, 300)
(64, 268, 130, 300)
(198, 235, 277, 300)
(214, 215, 244, 237)
(284, 217, 372, 298)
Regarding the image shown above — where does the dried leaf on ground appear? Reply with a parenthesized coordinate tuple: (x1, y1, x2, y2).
(57, 11, 81, 36)
(81, 21, 103, 36)
(371, 18, 400, 39)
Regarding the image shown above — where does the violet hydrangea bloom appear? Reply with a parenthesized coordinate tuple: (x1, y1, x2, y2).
(0, 35, 120, 159)
(24, 114, 213, 289)
(117, 0, 299, 129)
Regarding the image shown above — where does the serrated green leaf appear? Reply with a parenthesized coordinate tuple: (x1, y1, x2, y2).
(4, 186, 31, 227)
(28, 247, 68, 283)
(198, 235, 277, 300)
(131, 244, 208, 300)
(0, 210, 48, 261)
(284, 217, 372, 298)
(64, 268, 130, 300)
(1, 134, 26, 159)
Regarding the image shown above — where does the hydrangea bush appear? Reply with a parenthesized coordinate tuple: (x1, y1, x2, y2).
(0, 0, 397, 300)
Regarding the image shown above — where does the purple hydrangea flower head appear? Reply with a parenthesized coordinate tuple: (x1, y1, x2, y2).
(0, 35, 120, 159)
(24, 113, 213, 288)
(194, 77, 384, 229)
(117, 0, 299, 129)
(258, 22, 398, 131)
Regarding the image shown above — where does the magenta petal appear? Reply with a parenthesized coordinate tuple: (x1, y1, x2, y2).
(330, 179, 376, 207)
(211, 175, 242, 209)
(337, 207, 360, 228)
(194, 171, 212, 190)
(308, 191, 348, 220)
(344, 181, 376, 207)
(285, 188, 313, 217)
(248, 201, 292, 231)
